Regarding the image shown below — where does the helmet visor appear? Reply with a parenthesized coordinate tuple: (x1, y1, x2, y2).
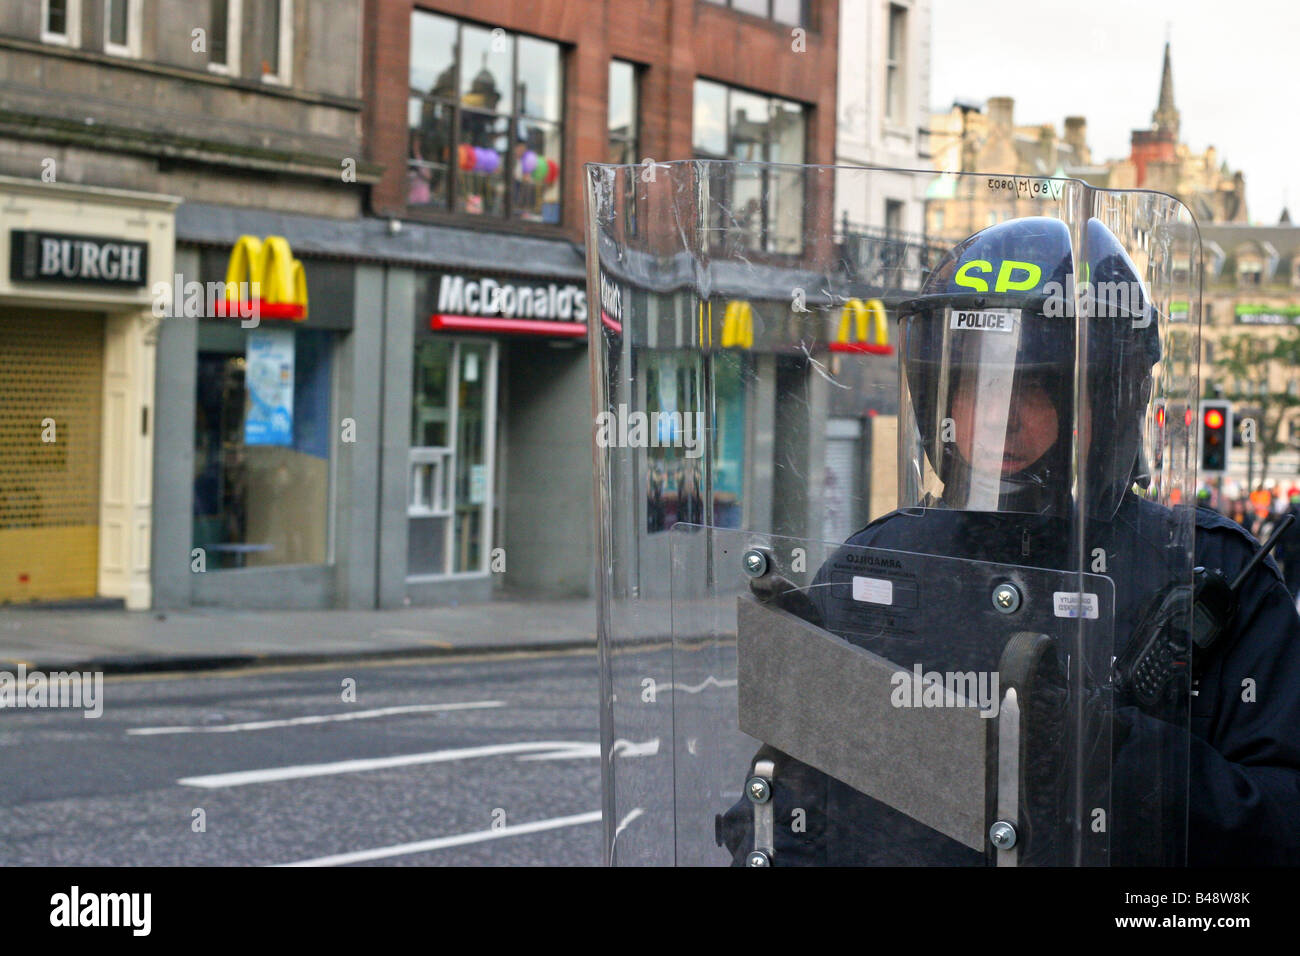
(900, 306, 1074, 515)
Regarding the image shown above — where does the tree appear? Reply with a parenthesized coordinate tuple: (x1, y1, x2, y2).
(1210, 328, 1300, 484)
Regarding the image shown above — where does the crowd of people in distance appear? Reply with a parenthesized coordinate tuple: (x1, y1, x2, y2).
(1196, 480, 1300, 601)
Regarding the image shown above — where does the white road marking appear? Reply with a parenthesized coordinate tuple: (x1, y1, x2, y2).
(128, 701, 503, 736)
(177, 740, 596, 788)
(275, 811, 602, 867)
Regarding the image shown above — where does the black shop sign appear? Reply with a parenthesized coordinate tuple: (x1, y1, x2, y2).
(9, 230, 149, 288)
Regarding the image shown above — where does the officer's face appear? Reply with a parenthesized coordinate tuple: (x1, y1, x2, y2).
(950, 372, 1060, 475)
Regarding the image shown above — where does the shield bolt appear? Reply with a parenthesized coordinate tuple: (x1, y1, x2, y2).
(746, 850, 771, 867)
(992, 583, 1021, 614)
(742, 549, 769, 579)
(746, 776, 771, 804)
(989, 820, 1018, 850)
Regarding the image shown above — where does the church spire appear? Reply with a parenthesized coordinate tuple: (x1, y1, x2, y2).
(1152, 40, 1180, 141)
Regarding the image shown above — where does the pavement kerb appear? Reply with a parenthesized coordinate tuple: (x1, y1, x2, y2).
(0, 638, 599, 677)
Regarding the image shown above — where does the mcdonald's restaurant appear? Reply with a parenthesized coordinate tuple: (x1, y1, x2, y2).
(149, 203, 594, 610)
(148, 205, 364, 611)
(0, 176, 178, 609)
(595, 259, 901, 569)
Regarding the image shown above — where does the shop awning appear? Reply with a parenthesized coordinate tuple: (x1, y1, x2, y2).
(175, 203, 586, 280)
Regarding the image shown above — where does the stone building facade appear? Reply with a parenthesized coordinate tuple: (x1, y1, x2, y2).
(0, 1, 375, 609)
(924, 41, 1247, 235)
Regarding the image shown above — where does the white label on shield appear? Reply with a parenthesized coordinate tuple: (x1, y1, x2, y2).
(1053, 592, 1099, 619)
(949, 309, 1017, 332)
(852, 576, 893, 605)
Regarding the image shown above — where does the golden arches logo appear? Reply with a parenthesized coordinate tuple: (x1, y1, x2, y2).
(830, 298, 892, 354)
(224, 234, 308, 320)
(721, 300, 754, 349)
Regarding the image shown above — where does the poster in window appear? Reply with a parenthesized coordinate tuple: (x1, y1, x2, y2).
(245, 328, 295, 446)
(469, 463, 488, 504)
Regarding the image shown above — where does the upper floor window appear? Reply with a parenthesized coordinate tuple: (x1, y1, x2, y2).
(693, 79, 806, 254)
(609, 60, 642, 235)
(886, 4, 907, 124)
(1238, 261, 1263, 286)
(104, 0, 142, 57)
(260, 0, 292, 84)
(208, 0, 241, 75)
(702, 0, 808, 27)
(408, 12, 565, 223)
(608, 60, 639, 165)
(42, 0, 81, 46)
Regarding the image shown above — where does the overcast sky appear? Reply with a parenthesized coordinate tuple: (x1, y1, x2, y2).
(929, 0, 1298, 225)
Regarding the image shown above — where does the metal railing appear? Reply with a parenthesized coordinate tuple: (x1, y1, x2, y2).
(836, 216, 951, 293)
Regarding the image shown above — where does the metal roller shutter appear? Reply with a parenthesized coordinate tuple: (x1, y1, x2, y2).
(823, 417, 862, 544)
(0, 311, 103, 602)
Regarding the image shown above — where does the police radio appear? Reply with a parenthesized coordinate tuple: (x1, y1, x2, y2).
(1117, 515, 1293, 708)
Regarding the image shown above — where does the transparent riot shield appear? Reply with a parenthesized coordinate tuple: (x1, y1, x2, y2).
(671, 527, 1114, 866)
(585, 161, 1201, 866)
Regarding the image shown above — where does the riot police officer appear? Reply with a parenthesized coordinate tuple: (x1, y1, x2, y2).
(720, 216, 1300, 866)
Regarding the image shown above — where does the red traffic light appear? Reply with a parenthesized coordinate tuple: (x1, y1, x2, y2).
(1155, 406, 1166, 427)
(1204, 409, 1225, 430)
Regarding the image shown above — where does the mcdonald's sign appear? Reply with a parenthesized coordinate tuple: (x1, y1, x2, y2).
(721, 300, 754, 349)
(212, 235, 307, 321)
(829, 298, 892, 354)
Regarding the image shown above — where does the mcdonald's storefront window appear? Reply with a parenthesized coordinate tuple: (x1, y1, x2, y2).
(192, 323, 333, 569)
(644, 350, 746, 533)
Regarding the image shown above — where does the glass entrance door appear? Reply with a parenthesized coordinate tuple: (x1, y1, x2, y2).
(408, 338, 497, 578)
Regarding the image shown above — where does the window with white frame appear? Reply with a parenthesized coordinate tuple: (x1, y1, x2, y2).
(208, 0, 242, 75)
(885, 3, 907, 124)
(41, 0, 81, 46)
(104, 0, 142, 57)
(260, 0, 292, 84)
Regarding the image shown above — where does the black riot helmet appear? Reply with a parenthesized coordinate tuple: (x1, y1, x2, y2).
(897, 216, 1160, 520)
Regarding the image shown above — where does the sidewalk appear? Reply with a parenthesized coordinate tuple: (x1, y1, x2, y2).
(0, 598, 597, 674)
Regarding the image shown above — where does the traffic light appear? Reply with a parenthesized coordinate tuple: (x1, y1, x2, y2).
(1200, 400, 1233, 475)
(1152, 400, 1166, 468)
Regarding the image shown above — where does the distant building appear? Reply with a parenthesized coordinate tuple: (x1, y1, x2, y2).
(1107, 42, 1248, 224)
(1198, 215, 1300, 483)
(835, 0, 931, 236)
(830, 0, 932, 537)
(925, 41, 1247, 235)
(923, 95, 1103, 235)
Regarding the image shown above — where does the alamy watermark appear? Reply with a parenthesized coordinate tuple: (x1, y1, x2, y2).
(890, 664, 999, 718)
(50, 886, 150, 936)
(595, 403, 705, 459)
(151, 276, 261, 327)
(0, 665, 103, 718)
